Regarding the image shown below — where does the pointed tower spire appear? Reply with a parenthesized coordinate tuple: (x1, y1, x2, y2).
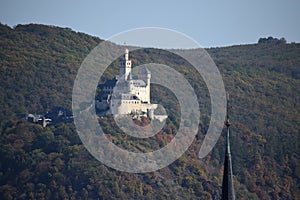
(221, 92, 236, 200)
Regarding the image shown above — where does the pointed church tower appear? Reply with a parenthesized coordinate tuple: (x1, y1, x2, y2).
(119, 48, 132, 80)
(221, 93, 236, 200)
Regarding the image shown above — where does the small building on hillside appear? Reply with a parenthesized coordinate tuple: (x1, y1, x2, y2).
(26, 114, 51, 127)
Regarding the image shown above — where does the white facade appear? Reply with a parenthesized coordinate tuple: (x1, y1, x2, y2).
(119, 48, 132, 81)
(109, 49, 155, 117)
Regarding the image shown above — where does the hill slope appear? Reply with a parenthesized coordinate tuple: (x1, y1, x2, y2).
(0, 23, 299, 199)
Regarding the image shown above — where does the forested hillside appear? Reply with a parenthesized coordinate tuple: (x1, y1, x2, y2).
(0, 23, 299, 199)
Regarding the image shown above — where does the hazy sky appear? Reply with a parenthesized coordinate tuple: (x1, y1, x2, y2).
(1, 0, 299, 47)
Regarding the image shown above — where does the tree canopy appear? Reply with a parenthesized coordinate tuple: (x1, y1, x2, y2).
(0, 23, 299, 199)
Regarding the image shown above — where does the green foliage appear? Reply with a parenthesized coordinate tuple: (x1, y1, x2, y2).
(0, 23, 299, 199)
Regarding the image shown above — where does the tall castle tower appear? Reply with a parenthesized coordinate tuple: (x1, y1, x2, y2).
(140, 67, 151, 103)
(119, 48, 132, 80)
(221, 93, 236, 200)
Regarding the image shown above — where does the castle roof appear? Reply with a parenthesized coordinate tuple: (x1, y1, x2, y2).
(101, 78, 117, 87)
(120, 93, 140, 100)
(140, 66, 150, 74)
(132, 79, 147, 87)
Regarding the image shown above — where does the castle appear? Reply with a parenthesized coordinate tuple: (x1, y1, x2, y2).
(97, 49, 166, 121)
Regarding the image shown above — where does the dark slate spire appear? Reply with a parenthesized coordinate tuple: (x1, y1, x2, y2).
(221, 93, 235, 200)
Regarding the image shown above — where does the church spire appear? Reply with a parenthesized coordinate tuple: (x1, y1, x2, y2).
(221, 93, 236, 200)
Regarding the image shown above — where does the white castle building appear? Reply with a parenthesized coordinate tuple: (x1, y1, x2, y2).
(97, 49, 166, 121)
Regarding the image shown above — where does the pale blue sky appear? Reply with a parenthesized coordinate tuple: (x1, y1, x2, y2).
(0, 0, 299, 47)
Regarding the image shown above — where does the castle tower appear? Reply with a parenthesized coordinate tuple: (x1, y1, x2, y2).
(221, 93, 236, 200)
(119, 48, 132, 80)
(140, 67, 151, 103)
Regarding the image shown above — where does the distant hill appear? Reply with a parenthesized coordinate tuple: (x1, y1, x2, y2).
(0, 23, 299, 199)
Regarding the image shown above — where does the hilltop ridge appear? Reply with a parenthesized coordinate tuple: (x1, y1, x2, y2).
(0, 23, 299, 199)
